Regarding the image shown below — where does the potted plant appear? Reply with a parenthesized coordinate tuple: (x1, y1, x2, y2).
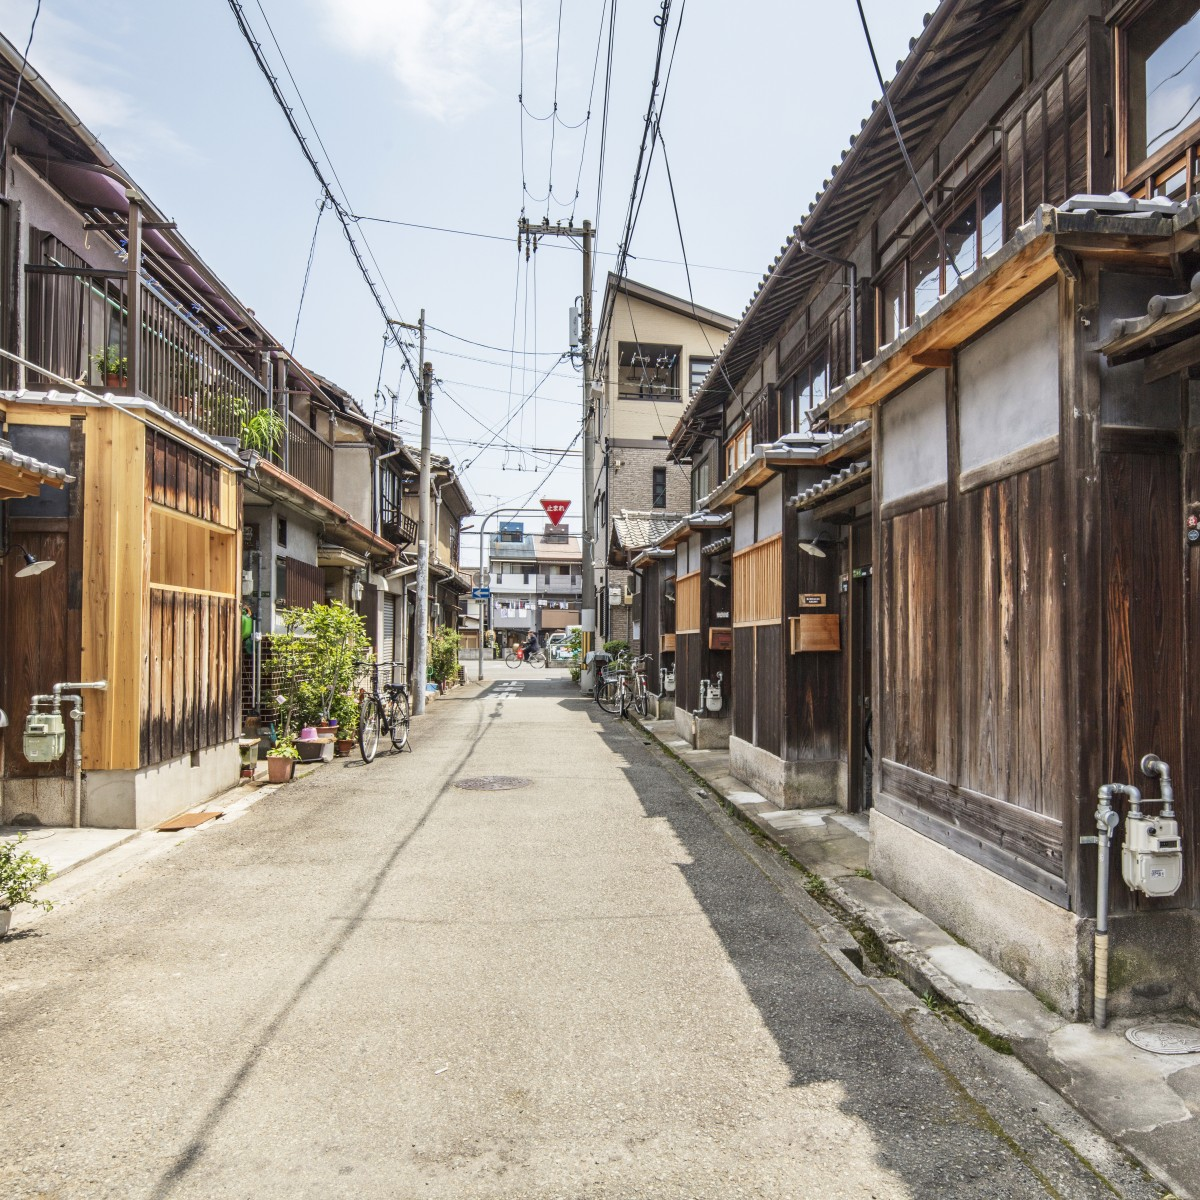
(242, 407, 287, 459)
(266, 734, 299, 783)
(91, 343, 128, 389)
(0, 833, 54, 937)
(330, 692, 358, 756)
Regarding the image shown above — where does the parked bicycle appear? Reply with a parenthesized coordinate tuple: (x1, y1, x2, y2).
(596, 653, 650, 718)
(356, 662, 411, 762)
(504, 644, 547, 669)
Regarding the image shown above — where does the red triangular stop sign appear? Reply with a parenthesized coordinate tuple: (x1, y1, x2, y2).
(541, 498, 570, 526)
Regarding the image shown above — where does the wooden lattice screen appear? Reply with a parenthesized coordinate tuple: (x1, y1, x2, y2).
(733, 535, 782, 626)
(676, 571, 700, 633)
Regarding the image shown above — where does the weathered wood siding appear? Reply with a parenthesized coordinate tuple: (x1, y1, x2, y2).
(676, 631, 700, 714)
(1101, 449, 1189, 912)
(142, 590, 238, 766)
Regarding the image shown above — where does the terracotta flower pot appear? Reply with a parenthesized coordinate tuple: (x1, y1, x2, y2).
(335, 739, 356, 758)
(266, 756, 296, 783)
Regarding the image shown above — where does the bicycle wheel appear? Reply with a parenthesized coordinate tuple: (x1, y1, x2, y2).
(529, 649, 547, 668)
(388, 690, 411, 750)
(596, 677, 624, 715)
(504, 648, 520, 669)
(631, 684, 648, 718)
(358, 695, 380, 763)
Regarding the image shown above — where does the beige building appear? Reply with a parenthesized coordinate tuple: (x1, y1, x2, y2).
(594, 275, 734, 643)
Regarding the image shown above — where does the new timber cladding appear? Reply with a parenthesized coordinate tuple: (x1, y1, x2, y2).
(879, 459, 1070, 904)
(141, 429, 241, 768)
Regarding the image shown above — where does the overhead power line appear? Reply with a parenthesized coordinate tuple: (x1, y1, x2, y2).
(226, 1, 418, 378)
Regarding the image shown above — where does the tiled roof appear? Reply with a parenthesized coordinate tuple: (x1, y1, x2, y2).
(612, 511, 686, 551)
(791, 460, 871, 511)
(0, 437, 72, 485)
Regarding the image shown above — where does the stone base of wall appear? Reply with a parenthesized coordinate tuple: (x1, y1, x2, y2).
(673, 708, 730, 750)
(729, 736, 846, 809)
(3, 742, 240, 829)
(650, 694, 675, 720)
(869, 809, 1087, 1017)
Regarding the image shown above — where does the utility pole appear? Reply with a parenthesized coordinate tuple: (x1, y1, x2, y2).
(409, 312, 432, 715)
(517, 216, 597, 672)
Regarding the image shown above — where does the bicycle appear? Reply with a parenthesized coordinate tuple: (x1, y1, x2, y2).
(596, 653, 650, 718)
(356, 662, 411, 762)
(504, 644, 547, 669)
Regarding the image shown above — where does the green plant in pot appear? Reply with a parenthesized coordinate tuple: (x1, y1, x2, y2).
(330, 692, 359, 755)
(90, 343, 128, 388)
(266, 733, 300, 783)
(241, 407, 287, 458)
(0, 833, 54, 936)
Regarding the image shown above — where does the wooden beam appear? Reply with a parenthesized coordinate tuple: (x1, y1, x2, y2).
(912, 350, 953, 368)
(1144, 329, 1200, 383)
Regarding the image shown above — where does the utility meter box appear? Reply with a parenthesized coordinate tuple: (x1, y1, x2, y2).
(23, 709, 66, 763)
(1122, 813, 1184, 897)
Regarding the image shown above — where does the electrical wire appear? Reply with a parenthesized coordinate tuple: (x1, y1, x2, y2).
(227, 1, 420, 384)
(290, 196, 328, 353)
(427, 324, 563, 357)
(0, 0, 42, 170)
(594, 0, 618, 236)
(853, 0, 958, 281)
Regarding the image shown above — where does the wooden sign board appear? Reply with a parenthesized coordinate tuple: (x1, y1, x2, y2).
(790, 614, 841, 653)
(660, 632, 676, 652)
(800, 593, 826, 607)
(708, 626, 733, 651)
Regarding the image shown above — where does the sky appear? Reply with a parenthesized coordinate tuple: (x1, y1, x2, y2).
(0, 0, 934, 562)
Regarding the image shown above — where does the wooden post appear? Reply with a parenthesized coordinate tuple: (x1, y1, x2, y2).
(125, 191, 143, 395)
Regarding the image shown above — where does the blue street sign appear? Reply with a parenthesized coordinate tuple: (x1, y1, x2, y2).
(471, 587, 490, 599)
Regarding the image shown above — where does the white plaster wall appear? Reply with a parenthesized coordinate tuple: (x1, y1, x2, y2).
(958, 287, 1059, 474)
(333, 444, 374, 527)
(880, 371, 948, 505)
(733, 498, 755, 550)
(758, 476, 783, 541)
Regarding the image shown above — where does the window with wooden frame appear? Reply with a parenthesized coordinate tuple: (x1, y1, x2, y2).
(1118, 1, 1200, 200)
(732, 535, 782, 626)
(780, 349, 828, 436)
(875, 172, 1002, 350)
(725, 422, 752, 477)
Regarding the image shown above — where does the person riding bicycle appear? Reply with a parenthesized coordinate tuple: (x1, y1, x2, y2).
(521, 631, 541, 660)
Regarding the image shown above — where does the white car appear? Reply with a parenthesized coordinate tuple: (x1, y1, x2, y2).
(545, 632, 575, 662)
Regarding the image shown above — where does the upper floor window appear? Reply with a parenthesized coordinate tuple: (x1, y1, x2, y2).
(617, 341, 681, 401)
(781, 351, 828, 435)
(876, 172, 1002, 351)
(725, 423, 752, 477)
(689, 356, 714, 396)
(1121, 2, 1200, 197)
(691, 451, 713, 509)
(652, 465, 667, 509)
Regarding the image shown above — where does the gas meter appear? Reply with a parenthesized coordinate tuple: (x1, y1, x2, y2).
(23, 706, 66, 763)
(1122, 812, 1183, 897)
(1120, 754, 1184, 898)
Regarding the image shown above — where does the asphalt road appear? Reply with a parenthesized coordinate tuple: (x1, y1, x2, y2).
(0, 664, 1164, 1199)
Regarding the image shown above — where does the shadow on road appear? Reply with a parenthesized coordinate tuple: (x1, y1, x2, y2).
(558, 692, 1039, 1197)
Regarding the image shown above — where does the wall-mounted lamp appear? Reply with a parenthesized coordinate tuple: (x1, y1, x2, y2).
(709, 575, 728, 588)
(1, 544, 55, 577)
(798, 539, 828, 559)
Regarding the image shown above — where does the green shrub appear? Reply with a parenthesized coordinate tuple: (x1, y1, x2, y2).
(429, 626, 461, 685)
(604, 640, 629, 657)
(0, 833, 54, 912)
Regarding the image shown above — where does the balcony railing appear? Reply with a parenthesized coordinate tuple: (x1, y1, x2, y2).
(282, 411, 334, 499)
(24, 266, 267, 440)
(540, 575, 582, 593)
(381, 512, 418, 547)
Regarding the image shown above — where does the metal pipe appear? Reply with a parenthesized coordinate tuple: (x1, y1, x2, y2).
(693, 679, 709, 718)
(1085, 783, 1137, 1028)
(49, 682, 106, 829)
(1140, 754, 1175, 818)
(798, 241, 858, 376)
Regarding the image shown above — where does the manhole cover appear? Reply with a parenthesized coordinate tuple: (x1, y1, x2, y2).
(1125, 1023, 1200, 1055)
(454, 776, 532, 791)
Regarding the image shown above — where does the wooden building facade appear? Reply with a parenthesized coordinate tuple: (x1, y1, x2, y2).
(650, 0, 1200, 1018)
